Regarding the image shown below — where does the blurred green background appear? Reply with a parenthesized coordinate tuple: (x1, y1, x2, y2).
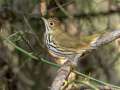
(0, 0, 120, 90)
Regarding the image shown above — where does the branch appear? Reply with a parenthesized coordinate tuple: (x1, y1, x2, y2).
(90, 29, 120, 49)
(51, 60, 72, 90)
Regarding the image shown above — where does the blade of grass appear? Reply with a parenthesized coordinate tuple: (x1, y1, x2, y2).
(79, 81, 99, 90)
(74, 70, 120, 89)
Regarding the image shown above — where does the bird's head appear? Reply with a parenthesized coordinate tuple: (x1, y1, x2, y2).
(42, 17, 62, 34)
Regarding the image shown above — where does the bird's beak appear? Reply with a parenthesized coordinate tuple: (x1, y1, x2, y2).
(41, 17, 48, 30)
(41, 17, 48, 25)
(41, 17, 51, 32)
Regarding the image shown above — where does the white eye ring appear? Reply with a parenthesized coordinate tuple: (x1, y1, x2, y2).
(49, 21, 54, 27)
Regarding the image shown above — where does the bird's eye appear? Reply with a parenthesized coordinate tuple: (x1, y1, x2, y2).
(49, 21, 54, 27)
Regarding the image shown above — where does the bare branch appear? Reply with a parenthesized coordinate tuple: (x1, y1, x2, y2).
(51, 60, 72, 90)
(90, 29, 120, 49)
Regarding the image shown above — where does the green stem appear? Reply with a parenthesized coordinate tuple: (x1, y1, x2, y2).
(74, 70, 120, 89)
(5, 37, 60, 68)
(80, 81, 99, 90)
(7, 32, 20, 39)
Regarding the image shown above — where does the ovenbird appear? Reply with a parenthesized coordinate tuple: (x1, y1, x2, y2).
(42, 17, 99, 64)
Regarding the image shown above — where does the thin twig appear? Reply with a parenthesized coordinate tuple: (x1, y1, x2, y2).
(48, 0, 74, 12)
(54, 0, 73, 18)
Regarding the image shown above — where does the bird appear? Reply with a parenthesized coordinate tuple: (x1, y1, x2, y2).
(42, 17, 100, 65)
